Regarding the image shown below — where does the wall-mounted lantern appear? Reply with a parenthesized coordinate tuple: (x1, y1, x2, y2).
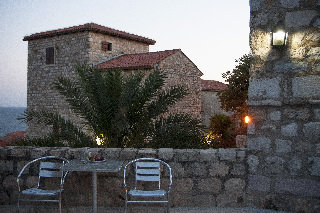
(272, 25, 288, 47)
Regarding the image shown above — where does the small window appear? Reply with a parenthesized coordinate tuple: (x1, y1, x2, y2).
(101, 41, 112, 51)
(107, 43, 112, 51)
(46, 47, 54, 64)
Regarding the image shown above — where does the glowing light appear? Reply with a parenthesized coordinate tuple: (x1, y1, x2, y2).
(244, 116, 251, 124)
(272, 30, 287, 46)
(96, 134, 104, 146)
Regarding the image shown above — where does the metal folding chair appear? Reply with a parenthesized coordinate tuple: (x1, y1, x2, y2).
(17, 156, 69, 213)
(123, 158, 172, 213)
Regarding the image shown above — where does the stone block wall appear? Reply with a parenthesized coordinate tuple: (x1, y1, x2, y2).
(0, 146, 247, 208)
(201, 90, 231, 128)
(27, 31, 151, 138)
(27, 32, 90, 138)
(158, 51, 203, 119)
(88, 32, 149, 65)
(248, 0, 320, 212)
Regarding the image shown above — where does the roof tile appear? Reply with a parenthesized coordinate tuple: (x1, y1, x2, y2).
(201, 79, 227, 91)
(23, 23, 156, 45)
(95, 49, 180, 70)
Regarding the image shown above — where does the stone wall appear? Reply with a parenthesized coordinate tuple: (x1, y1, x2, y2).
(201, 90, 231, 128)
(158, 51, 203, 119)
(88, 32, 149, 65)
(27, 31, 151, 138)
(247, 0, 320, 212)
(27, 32, 90, 138)
(0, 146, 247, 208)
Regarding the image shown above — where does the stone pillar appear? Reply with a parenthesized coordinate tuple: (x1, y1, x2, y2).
(248, 0, 320, 212)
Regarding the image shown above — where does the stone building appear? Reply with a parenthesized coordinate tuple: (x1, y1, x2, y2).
(200, 79, 230, 128)
(23, 23, 221, 137)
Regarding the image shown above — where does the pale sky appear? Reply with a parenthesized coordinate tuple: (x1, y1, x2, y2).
(0, 0, 250, 107)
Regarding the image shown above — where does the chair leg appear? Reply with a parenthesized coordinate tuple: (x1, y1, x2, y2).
(59, 193, 62, 213)
(17, 193, 20, 212)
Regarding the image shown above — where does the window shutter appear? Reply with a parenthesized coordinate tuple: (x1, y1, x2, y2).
(46, 47, 54, 64)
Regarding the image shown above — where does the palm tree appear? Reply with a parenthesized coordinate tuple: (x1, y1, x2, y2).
(24, 64, 206, 148)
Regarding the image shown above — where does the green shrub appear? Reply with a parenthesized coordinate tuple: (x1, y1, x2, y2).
(208, 114, 236, 148)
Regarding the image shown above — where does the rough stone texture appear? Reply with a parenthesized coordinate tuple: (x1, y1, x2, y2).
(268, 111, 281, 121)
(201, 90, 231, 128)
(281, 123, 298, 137)
(288, 156, 302, 175)
(308, 157, 320, 176)
(285, 10, 318, 28)
(209, 162, 230, 177)
(250, 0, 263, 12)
(248, 175, 270, 192)
(275, 139, 292, 153)
(307, 47, 320, 60)
(0, 147, 247, 208)
(219, 149, 237, 161)
(280, 0, 300, 8)
(315, 109, 320, 120)
(274, 61, 308, 73)
(292, 76, 320, 99)
(275, 178, 320, 196)
(303, 122, 320, 140)
(248, 1, 320, 212)
(265, 156, 285, 174)
(247, 137, 271, 151)
(247, 155, 259, 173)
(248, 78, 281, 100)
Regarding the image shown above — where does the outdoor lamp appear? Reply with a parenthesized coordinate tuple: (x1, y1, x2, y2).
(244, 115, 251, 124)
(272, 26, 288, 47)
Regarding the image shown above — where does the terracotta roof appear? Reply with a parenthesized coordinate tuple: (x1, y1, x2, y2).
(23, 23, 156, 45)
(201, 79, 227, 91)
(95, 49, 181, 70)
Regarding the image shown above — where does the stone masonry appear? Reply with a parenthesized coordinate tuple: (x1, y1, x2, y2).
(24, 23, 208, 138)
(0, 146, 247, 209)
(248, 0, 320, 212)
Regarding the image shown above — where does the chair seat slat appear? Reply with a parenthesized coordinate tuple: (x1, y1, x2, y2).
(128, 189, 166, 197)
(39, 170, 62, 178)
(136, 169, 159, 175)
(136, 162, 160, 168)
(21, 188, 61, 196)
(136, 174, 160, 182)
(40, 162, 62, 169)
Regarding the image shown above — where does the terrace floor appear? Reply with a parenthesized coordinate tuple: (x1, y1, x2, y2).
(0, 205, 289, 213)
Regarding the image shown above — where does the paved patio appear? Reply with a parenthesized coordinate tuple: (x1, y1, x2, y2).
(0, 205, 289, 213)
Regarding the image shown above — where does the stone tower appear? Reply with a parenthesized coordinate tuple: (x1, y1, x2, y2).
(23, 23, 155, 137)
(247, 0, 320, 211)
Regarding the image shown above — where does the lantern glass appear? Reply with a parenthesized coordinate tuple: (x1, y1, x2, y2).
(272, 30, 287, 46)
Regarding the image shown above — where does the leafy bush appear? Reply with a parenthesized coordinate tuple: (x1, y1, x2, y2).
(207, 114, 236, 148)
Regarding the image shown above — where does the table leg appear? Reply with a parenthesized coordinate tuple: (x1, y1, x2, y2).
(93, 171, 97, 213)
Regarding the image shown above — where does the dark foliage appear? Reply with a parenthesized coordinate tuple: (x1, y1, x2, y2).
(24, 64, 205, 148)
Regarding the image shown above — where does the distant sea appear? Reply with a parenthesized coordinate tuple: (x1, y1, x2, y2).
(0, 107, 26, 137)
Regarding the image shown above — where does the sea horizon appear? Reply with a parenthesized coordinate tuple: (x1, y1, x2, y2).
(0, 106, 27, 137)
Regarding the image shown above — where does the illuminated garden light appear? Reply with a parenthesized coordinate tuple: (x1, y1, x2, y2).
(96, 134, 104, 146)
(244, 115, 251, 124)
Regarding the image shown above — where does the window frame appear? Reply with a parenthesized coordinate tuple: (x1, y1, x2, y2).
(45, 47, 55, 65)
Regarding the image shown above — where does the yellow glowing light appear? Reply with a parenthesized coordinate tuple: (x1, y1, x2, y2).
(244, 116, 251, 124)
(96, 134, 104, 146)
(272, 30, 287, 46)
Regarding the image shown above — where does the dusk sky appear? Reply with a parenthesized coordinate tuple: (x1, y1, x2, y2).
(0, 0, 250, 107)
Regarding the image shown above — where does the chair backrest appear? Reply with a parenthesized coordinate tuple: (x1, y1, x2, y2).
(124, 158, 172, 190)
(17, 156, 69, 189)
